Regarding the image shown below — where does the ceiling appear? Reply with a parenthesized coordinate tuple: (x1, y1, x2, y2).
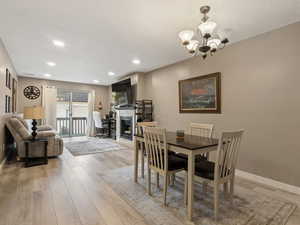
(0, 0, 299, 85)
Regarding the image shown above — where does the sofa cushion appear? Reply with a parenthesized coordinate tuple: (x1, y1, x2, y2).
(36, 131, 56, 138)
(12, 116, 29, 130)
(37, 125, 53, 132)
(9, 118, 31, 140)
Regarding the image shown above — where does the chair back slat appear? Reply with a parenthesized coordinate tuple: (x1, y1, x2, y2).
(190, 123, 214, 138)
(215, 130, 244, 179)
(136, 122, 158, 136)
(190, 123, 214, 159)
(144, 127, 167, 172)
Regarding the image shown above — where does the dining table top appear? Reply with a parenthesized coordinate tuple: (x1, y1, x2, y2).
(135, 131, 219, 150)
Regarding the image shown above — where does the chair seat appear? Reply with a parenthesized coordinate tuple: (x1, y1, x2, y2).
(194, 160, 231, 180)
(194, 160, 215, 180)
(168, 155, 187, 171)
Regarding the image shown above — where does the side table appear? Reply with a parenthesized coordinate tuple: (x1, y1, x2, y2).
(24, 139, 48, 167)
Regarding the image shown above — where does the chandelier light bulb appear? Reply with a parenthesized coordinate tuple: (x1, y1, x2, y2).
(207, 38, 221, 49)
(178, 30, 194, 45)
(198, 21, 217, 37)
(186, 40, 199, 54)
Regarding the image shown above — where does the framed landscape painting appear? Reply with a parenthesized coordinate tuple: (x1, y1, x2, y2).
(179, 72, 221, 113)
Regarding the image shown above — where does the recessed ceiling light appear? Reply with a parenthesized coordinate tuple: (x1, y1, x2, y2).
(53, 40, 65, 47)
(93, 80, 99, 83)
(47, 61, 56, 67)
(44, 73, 52, 77)
(132, 59, 141, 65)
(108, 72, 115, 76)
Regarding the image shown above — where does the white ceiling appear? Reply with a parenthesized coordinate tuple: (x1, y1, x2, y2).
(0, 0, 299, 85)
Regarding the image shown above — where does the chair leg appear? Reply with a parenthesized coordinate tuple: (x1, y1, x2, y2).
(206, 152, 210, 160)
(163, 174, 168, 206)
(224, 182, 229, 197)
(156, 172, 160, 189)
(214, 183, 219, 221)
(141, 146, 145, 179)
(148, 168, 151, 196)
(184, 171, 188, 206)
(134, 138, 139, 183)
(203, 182, 208, 193)
(170, 174, 175, 186)
(230, 176, 235, 204)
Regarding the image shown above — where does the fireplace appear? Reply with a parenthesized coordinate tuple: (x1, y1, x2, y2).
(116, 109, 135, 142)
(120, 116, 133, 140)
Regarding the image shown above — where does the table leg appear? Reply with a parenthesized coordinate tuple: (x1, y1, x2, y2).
(187, 152, 195, 221)
(25, 142, 29, 167)
(44, 142, 48, 164)
(141, 143, 144, 178)
(134, 137, 139, 182)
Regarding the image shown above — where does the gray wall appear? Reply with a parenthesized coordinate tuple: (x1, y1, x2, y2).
(0, 39, 17, 163)
(144, 22, 300, 187)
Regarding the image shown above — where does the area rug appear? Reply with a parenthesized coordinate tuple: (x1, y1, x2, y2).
(65, 138, 128, 156)
(102, 166, 296, 225)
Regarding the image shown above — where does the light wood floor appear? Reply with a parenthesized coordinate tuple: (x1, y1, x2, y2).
(1, 137, 300, 225)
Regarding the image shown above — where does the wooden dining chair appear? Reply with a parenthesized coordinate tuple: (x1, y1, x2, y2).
(136, 122, 158, 136)
(177, 123, 214, 163)
(190, 123, 214, 138)
(190, 123, 214, 160)
(184, 130, 244, 220)
(143, 127, 187, 205)
(136, 122, 158, 178)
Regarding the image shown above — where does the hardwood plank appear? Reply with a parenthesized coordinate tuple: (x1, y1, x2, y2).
(286, 209, 300, 225)
(0, 166, 21, 225)
(44, 161, 82, 225)
(73, 166, 150, 225)
(59, 153, 107, 225)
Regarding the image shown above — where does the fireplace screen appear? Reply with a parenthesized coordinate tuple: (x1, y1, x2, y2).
(120, 116, 132, 140)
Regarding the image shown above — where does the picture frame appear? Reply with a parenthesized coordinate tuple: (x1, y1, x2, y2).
(12, 78, 17, 112)
(5, 96, 7, 113)
(5, 95, 11, 113)
(5, 68, 11, 89)
(178, 72, 221, 113)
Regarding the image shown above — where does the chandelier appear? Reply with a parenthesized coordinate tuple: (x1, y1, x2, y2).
(178, 6, 229, 59)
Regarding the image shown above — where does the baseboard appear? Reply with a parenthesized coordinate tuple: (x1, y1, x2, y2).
(236, 169, 300, 195)
(0, 157, 7, 174)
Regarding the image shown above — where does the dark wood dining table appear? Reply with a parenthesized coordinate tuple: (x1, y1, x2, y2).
(134, 131, 219, 221)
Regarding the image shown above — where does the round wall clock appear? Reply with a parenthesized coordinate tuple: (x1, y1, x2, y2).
(23, 86, 41, 100)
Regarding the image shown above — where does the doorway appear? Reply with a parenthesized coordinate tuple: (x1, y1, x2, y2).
(56, 89, 89, 137)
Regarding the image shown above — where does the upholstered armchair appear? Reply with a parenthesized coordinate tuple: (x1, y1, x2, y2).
(6, 116, 63, 158)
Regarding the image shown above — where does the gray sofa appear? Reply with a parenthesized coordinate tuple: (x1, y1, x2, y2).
(6, 116, 63, 158)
